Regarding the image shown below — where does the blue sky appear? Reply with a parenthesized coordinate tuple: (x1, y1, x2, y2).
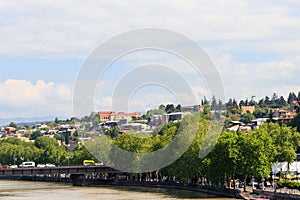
(0, 57, 80, 83)
(0, 0, 300, 118)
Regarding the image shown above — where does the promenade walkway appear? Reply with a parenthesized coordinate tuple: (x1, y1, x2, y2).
(239, 186, 300, 200)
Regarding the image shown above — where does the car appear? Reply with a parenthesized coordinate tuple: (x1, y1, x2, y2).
(1, 165, 10, 169)
(95, 162, 104, 166)
(10, 165, 18, 168)
(45, 163, 56, 167)
(37, 164, 46, 168)
(19, 162, 35, 168)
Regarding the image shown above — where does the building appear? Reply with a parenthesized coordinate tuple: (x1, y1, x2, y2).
(99, 111, 115, 122)
(291, 100, 300, 111)
(99, 111, 141, 123)
(251, 118, 269, 129)
(165, 112, 190, 123)
(276, 112, 297, 125)
(120, 123, 150, 132)
(148, 115, 165, 127)
(181, 105, 200, 113)
(100, 121, 118, 128)
(5, 127, 16, 135)
(272, 109, 293, 119)
(271, 108, 297, 124)
(114, 112, 141, 122)
(240, 106, 255, 114)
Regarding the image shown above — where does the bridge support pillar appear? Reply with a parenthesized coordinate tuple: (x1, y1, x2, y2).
(70, 174, 85, 186)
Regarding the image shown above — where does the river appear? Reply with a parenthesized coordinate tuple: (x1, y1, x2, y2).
(0, 180, 237, 200)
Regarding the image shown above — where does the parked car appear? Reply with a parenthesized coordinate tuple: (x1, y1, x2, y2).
(19, 162, 35, 168)
(95, 162, 104, 166)
(45, 163, 56, 168)
(10, 165, 18, 168)
(37, 164, 46, 168)
(1, 165, 10, 169)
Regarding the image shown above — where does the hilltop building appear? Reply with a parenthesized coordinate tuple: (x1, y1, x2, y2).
(99, 111, 141, 123)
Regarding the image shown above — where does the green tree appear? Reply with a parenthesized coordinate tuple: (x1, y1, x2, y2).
(159, 104, 166, 111)
(106, 126, 120, 138)
(232, 99, 238, 108)
(34, 137, 66, 164)
(0, 138, 42, 165)
(240, 111, 255, 123)
(203, 130, 239, 187)
(160, 115, 217, 184)
(291, 113, 300, 132)
(175, 104, 181, 112)
(165, 104, 175, 113)
(72, 145, 95, 165)
(8, 122, 17, 128)
(30, 130, 43, 140)
(226, 98, 233, 109)
(237, 129, 275, 191)
(260, 122, 300, 163)
(211, 96, 217, 110)
(288, 92, 297, 104)
(55, 117, 59, 124)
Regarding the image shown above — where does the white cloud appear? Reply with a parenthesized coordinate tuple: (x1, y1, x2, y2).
(0, 0, 299, 58)
(0, 79, 72, 118)
(1, 1, 300, 117)
(214, 54, 300, 100)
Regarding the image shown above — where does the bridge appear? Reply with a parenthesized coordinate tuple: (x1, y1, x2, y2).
(0, 165, 119, 186)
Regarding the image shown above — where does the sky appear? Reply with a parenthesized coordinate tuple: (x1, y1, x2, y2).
(0, 0, 300, 118)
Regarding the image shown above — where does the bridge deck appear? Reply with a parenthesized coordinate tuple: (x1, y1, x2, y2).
(0, 165, 119, 176)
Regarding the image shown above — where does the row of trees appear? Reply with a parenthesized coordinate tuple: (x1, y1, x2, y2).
(84, 113, 300, 191)
(203, 122, 300, 191)
(0, 137, 94, 166)
(204, 91, 300, 112)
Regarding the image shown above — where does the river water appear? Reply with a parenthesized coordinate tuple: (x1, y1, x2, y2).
(0, 180, 236, 200)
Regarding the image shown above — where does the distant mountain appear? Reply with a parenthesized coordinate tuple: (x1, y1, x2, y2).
(0, 116, 67, 126)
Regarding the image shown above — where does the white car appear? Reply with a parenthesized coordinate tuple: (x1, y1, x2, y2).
(95, 162, 104, 166)
(10, 165, 18, 168)
(37, 164, 46, 168)
(19, 162, 35, 168)
(45, 163, 56, 167)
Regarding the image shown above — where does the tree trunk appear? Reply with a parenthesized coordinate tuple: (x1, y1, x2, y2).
(224, 173, 227, 188)
(233, 175, 236, 190)
(244, 174, 247, 192)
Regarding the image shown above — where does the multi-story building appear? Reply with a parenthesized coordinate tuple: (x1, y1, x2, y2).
(99, 111, 141, 123)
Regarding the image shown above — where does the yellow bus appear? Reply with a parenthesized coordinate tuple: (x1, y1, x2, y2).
(83, 160, 95, 166)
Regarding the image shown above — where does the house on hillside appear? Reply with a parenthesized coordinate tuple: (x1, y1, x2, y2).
(181, 105, 200, 112)
(165, 112, 190, 122)
(5, 127, 16, 135)
(291, 100, 300, 111)
(120, 123, 150, 132)
(271, 108, 297, 124)
(99, 111, 141, 123)
(240, 106, 255, 114)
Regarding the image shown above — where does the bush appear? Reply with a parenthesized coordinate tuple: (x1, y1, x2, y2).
(277, 179, 300, 190)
